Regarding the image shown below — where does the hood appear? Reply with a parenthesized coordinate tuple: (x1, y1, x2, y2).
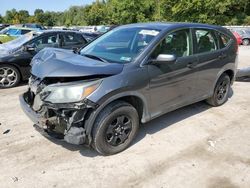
(31, 48, 124, 79)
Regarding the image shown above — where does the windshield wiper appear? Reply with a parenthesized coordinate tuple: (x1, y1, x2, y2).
(83, 54, 109, 63)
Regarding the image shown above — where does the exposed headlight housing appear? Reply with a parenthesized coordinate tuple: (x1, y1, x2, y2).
(42, 80, 101, 103)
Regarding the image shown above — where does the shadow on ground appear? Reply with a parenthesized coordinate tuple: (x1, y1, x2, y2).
(33, 88, 234, 157)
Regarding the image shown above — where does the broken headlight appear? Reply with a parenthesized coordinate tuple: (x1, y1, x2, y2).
(41, 80, 101, 103)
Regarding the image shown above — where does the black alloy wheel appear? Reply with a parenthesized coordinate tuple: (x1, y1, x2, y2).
(92, 101, 139, 155)
(206, 73, 230, 106)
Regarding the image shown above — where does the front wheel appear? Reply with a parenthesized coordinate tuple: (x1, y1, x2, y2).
(206, 74, 231, 107)
(92, 101, 139, 155)
(0, 65, 21, 89)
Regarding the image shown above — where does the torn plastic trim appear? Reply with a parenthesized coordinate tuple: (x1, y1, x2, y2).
(41, 99, 98, 145)
(236, 67, 250, 82)
(236, 67, 250, 77)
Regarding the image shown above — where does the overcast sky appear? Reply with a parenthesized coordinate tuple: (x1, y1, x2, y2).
(0, 0, 95, 15)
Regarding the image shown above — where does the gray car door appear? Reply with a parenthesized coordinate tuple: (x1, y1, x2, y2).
(192, 28, 225, 98)
(147, 28, 199, 119)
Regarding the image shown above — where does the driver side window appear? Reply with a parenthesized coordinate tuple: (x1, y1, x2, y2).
(151, 29, 191, 59)
(29, 34, 59, 52)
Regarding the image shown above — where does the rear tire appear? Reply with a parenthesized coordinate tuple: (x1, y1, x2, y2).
(242, 39, 250, 46)
(92, 101, 139, 155)
(0, 64, 21, 89)
(206, 73, 231, 107)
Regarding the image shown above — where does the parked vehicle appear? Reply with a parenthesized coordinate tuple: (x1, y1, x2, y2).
(0, 30, 88, 88)
(0, 24, 10, 31)
(22, 23, 46, 30)
(232, 31, 242, 45)
(0, 27, 37, 44)
(232, 29, 250, 45)
(20, 23, 238, 155)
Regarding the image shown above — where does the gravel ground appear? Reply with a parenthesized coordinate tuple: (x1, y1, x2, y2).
(0, 46, 250, 188)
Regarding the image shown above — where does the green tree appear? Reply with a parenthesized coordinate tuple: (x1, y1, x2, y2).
(106, 0, 156, 24)
(1, 0, 250, 26)
(34, 9, 44, 24)
(0, 15, 3, 23)
(17, 10, 29, 23)
(5, 9, 17, 24)
(83, 2, 107, 25)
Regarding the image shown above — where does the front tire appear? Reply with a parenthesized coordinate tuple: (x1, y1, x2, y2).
(92, 101, 139, 155)
(0, 65, 21, 89)
(206, 74, 231, 107)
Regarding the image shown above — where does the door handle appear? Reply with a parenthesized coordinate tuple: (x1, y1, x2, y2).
(187, 62, 196, 68)
(219, 53, 227, 59)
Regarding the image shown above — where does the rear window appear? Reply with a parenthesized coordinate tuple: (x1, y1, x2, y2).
(218, 32, 231, 48)
(21, 29, 31, 35)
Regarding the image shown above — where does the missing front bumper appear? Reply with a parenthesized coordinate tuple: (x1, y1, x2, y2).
(19, 93, 96, 145)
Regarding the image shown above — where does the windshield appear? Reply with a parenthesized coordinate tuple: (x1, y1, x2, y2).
(80, 27, 160, 63)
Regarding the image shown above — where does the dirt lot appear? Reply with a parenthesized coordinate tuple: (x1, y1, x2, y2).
(0, 47, 250, 188)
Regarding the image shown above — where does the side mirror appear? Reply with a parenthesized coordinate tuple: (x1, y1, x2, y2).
(72, 47, 79, 54)
(152, 54, 176, 64)
(24, 45, 35, 52)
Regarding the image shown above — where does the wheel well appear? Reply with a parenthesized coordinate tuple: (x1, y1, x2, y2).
(116, 96, 144, 121)
(223, 69, 234, 83)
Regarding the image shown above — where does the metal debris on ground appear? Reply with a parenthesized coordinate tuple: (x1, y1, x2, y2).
(207, 139, 216, 147)
(3, 129, 10, 134)
(12, 177, 18, 182)
(236, 67, 250, 81)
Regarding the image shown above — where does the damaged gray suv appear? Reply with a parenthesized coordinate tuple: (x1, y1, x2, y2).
(20, 23, 237, 155)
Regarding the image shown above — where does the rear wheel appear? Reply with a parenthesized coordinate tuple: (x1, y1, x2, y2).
(206, 74, 231, 107)
(0, 65, 21, 89)
(92, 101, 139, 155)
(242, 39, 250, 46)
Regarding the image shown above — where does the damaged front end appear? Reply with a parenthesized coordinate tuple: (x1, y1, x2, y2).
(20, 75, 100, 145)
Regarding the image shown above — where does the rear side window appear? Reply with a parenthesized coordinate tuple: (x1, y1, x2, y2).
(218, 32, 231, 48)
(194, 29, 218, 53)
(62, 33, 86, 46)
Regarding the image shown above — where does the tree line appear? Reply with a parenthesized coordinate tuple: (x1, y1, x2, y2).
(0, 0, 250, 26)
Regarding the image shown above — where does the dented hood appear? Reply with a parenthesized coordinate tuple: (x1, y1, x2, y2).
(31, 48, 124, 79)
